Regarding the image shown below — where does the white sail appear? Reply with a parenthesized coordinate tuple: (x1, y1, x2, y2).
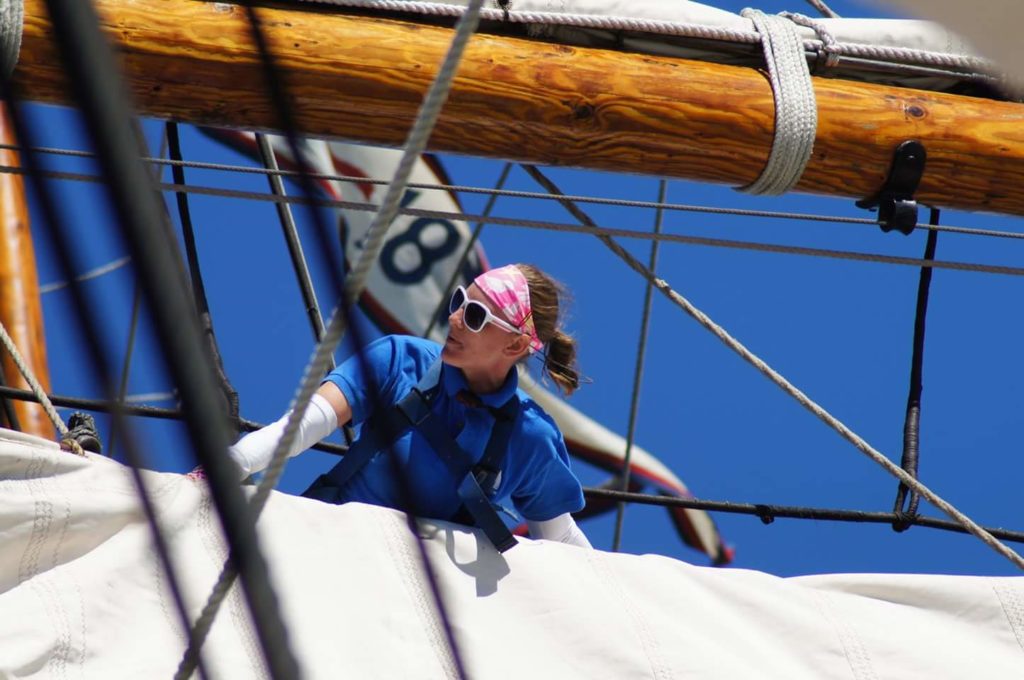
(3, 429, 1021, 678)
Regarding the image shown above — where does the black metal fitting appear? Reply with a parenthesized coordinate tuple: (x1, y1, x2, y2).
(856, 140, 927, 236)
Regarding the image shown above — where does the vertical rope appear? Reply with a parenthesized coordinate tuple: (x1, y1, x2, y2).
(255, 133, 331, 350)
(109, 129, 167, 459)
(0, 58, 213, 680)
(611, 178, 665, 552)
(166, 122, 241, 436)
(522, 164, 1024, 571)
(178, 4, 487, 677)
(893, 208, 939, 530)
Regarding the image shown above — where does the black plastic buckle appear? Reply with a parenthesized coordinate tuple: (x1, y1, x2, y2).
(856, 140, 926, 236)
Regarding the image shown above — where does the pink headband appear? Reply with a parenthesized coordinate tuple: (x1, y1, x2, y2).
(473, 265, 544, 352)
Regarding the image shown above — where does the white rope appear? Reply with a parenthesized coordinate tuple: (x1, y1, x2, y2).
(804, 0, 840, 19)
(739, 9, 817, 196)
(522, 164, 1024, 572)
(39, 254, 132, 294)
(294, 0, 996, 73)
(0, 0, 22, 78)
(0, 319, 78, 448)
(176, 5, 487, 676)
(782, 12, 840, 70)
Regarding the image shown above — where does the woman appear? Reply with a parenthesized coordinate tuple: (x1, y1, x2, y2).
(227, 264, 591, 549)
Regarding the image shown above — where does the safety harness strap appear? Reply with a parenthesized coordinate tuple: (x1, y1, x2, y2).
(397, 388, 518, 552)
(308, 359, 519, 552)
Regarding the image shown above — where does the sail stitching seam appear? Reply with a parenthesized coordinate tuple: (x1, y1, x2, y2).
(993, 581, 1024, 654)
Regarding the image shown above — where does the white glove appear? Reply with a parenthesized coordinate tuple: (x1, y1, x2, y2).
(227, 393, 338, 480)
(527, 513, 593, 548)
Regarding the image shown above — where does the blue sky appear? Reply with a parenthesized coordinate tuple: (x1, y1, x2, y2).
(22, 0, 1024, 578)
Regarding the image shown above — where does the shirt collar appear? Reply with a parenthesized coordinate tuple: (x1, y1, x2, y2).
(441, 363, 519, 408)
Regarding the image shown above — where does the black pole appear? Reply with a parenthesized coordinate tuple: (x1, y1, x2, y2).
(893, 208, 940, 531)
(0, 360, 22, 430)
(37, 1, 300, 677)
(166, 122, 241, 437)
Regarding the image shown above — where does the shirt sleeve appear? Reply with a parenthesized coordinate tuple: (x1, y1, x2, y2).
(511, 413, 586, 522)
(322, 336, 404, 425)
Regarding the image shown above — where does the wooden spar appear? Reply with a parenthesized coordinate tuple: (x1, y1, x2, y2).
(0, 104, 55, 440)
(13, 0, 1024, 217)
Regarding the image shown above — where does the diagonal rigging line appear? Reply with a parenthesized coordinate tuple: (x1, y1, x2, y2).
(521, 164, 1024, 571)
(178, 3, 486, 679)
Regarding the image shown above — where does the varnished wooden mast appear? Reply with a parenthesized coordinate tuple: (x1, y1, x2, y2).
(14, 0, 1024, 216)
(0, 104, 55, 440)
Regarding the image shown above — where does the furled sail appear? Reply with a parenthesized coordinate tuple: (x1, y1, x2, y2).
(2, 429, 1021, 678)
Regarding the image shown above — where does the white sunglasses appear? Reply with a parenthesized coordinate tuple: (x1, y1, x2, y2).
(449, 286, 523, 336)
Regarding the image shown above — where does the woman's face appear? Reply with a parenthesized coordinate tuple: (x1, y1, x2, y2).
(441, 283, 522, 371)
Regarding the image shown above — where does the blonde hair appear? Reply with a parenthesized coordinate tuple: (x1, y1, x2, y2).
(515, 263, 580, 396)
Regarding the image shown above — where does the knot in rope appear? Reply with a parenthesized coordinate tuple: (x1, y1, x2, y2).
(0, 0, 22, 79)
(782, 12, 841, 72)
(59, 436, 86, 457)
(891, 509, 917, 533)
(739, 9, 818, 196)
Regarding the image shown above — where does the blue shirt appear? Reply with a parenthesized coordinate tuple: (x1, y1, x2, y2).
(322, 335, 585, 522)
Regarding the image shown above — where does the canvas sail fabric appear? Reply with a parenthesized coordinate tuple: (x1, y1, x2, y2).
(892, 0, 1024, 86)
(3, 429, 1023, 679)
(199, 128, 729, 563)
(398, 0, 987, 92)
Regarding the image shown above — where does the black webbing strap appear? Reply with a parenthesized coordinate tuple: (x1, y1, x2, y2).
(397, 391, 518, 552)
(307, 359, 520, 552)
(471, 394, 520, 495)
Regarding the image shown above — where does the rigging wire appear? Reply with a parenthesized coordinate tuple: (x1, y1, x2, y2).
(0, 384, 348, 454)
(38, 254, 132, 294)
(5, 161, 1023, 277)
(520, 163, 1024, 571)
(0, 318, 71, 444)
(4, 376, 1024, 547)
(4, 379, 1023, 549)
(292, 0, 996, 74)
(0, 56, 215, 680)
(36, 0, 301, 676)
(167, 122, 242, 437)
(423, 160, 512, 339)
(178, 3, 487, 677)
(804, 0, 841, 18)
(585, 488, 1024, 545)
(611, 179, 664, 552)
(6, 144, 1023, 243)
(255, 133, 332, 352)
(893, 208, 940, 530)
(108, 129, 167, 460)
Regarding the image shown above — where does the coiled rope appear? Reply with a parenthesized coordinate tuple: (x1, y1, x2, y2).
(740, 9, 817, 196)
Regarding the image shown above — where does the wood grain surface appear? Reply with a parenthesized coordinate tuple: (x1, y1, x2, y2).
(0, 104, 54, 439)
(13, 0, 1024, 216)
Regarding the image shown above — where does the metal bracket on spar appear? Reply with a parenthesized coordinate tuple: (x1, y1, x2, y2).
(856, 139, 927, 236)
